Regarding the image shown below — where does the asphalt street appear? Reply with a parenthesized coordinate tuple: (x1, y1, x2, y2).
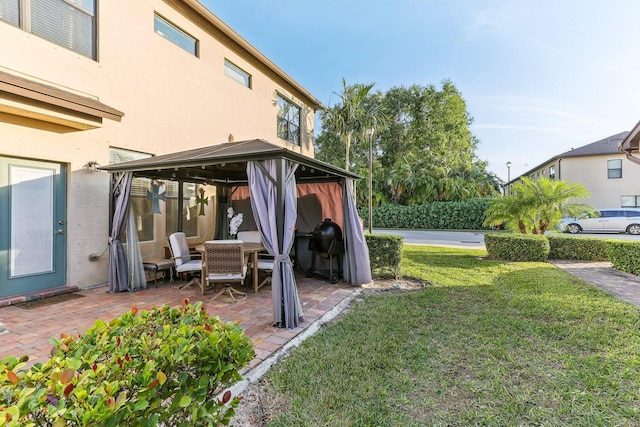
(372, 229, 640, 249)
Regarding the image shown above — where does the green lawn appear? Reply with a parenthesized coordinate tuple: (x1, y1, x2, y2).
(261, 246, 640, 426)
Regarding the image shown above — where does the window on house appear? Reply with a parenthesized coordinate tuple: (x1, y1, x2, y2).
(276, 95, 300, 145)
(224, 59, 251, 88)
(165, 181, 198, 237)
(1, 0, 96, 58)
(608, 159, 622, 179)
(621, 196, 640, 208)
(109, 148, 154, 242)
(549, 164, 556, 179)
(154, 13, 197, 56)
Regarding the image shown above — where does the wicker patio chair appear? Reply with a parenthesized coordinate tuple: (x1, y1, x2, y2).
(204, 240, 248, 302)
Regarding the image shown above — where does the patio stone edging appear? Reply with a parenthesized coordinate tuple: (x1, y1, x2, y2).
(0, 286, 80, 308)
(220, 288, 363, 401)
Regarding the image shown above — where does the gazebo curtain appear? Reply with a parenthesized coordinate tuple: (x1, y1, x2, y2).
(125, 208, 146, 291)
(109, 171, 133, 293)
(343, 179, 372, 285)
(247, 159, 303, 329)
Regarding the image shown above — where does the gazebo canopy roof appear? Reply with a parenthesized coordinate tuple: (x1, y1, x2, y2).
(99, 139, 360, 185)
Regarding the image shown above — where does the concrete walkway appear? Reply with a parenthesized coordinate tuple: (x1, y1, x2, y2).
(550, 260, 640, 308)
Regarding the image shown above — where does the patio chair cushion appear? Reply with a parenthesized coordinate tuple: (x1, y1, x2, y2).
(175, 259, 202, 274)
(206, 265, 248, 281)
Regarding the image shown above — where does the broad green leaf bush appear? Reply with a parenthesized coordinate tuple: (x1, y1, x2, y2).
(607, 240, 640, 275)
(548, 235, 609, 261)
(360, 198, 492, 230)
(484, 232, 550, 262)
(0, 300, 254, 426)
(366, 234, 403, 278)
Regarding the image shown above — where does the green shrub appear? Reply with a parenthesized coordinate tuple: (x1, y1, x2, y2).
(548, 235, 610, 261)
(607, 240, 640, 275)
(360, 198, 492, 230)
(484, 233, 550, 262)
(366, 234, 403, 278)
(0, 300, 254, 426)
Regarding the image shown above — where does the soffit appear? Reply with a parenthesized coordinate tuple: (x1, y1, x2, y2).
(619, 120, 640, 153)
(0, 70, 124, 129)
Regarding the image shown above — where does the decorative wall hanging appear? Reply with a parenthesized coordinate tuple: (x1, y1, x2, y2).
(147, 180, 166, 214)
(196, 187, 208, 216)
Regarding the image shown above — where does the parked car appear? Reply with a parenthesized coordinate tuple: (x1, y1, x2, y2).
(560, 208, 640, 235)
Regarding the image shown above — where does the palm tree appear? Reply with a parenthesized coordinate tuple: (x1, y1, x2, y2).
(321, 79, 375, 171)
(484, 195, 529, 233)
(484, 177, 594, 234)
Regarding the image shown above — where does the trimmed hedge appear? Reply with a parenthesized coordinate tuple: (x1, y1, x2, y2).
(484, 233, 550, 262)
(548, 235, 609, 261)
(606, 240, 640, 276)
(360, 198, 492, 230)
(366, 233, 403, 278)
(0, 300, 254, 426)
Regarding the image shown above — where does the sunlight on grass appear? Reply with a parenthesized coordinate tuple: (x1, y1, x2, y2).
(263, 245, 640, 426)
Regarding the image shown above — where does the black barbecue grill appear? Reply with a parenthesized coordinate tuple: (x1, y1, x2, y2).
(306, 218, 343, 283)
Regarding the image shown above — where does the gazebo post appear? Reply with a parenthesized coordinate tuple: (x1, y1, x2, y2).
(275, 158, 286, 323)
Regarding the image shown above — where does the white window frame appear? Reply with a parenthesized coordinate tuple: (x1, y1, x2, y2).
(154, 13, 198, 56)
(0, 0, 97, 59)
(224, 59, 251, 88)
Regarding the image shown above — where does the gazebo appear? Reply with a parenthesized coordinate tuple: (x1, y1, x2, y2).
(99, 139, 372, 328)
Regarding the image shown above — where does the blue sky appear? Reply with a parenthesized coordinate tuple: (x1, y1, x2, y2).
(202, 0, 640, 181)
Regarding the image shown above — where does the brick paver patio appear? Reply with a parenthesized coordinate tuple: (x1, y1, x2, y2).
(0, 275, 358, 371)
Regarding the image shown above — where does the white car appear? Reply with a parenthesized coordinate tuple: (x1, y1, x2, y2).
(560, 208, 640, 235)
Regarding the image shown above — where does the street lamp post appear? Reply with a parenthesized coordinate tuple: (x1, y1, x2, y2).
(366, 128, 375, 234)
(506, 161, 512, 195)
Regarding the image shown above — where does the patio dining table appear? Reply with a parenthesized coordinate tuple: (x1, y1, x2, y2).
(195, 242, 265, 293)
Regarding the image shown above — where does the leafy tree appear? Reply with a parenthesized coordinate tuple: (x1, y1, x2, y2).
(484, 177, 594, 234)
(317, 80, 498, 206)
(320, 79, 378, 171)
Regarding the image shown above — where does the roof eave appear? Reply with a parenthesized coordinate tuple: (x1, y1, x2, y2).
(0, 70, 124, 121)
(619, 119, 640, 153)
(180, 0, 324, 110)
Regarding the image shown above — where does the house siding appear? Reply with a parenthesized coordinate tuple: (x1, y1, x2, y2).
(517, 152, 640, 209)
(0, 0, 318, 291)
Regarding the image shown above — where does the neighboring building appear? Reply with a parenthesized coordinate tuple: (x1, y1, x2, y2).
(510, 131, 640, 208)
(0, 0, 322, 297)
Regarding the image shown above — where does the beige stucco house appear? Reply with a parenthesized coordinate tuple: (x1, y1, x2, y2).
(510, 131, 640, 208)
(0, 0, 322, 298)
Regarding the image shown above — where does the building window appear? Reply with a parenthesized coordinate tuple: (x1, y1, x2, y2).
(154, 13, 197, 56)
(109, 148, 154, 242)
(621, 196, 640, 208)
(224, 59, 251, 88)
(608, 159, 622, 179)
(1, 0, 96, 58)
(276, 95, 300, 145)
(549, 164, 556, 179)
(165, 181, 198, 237)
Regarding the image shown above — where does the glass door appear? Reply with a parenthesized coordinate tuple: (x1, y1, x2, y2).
(0, 157, 67, 297)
